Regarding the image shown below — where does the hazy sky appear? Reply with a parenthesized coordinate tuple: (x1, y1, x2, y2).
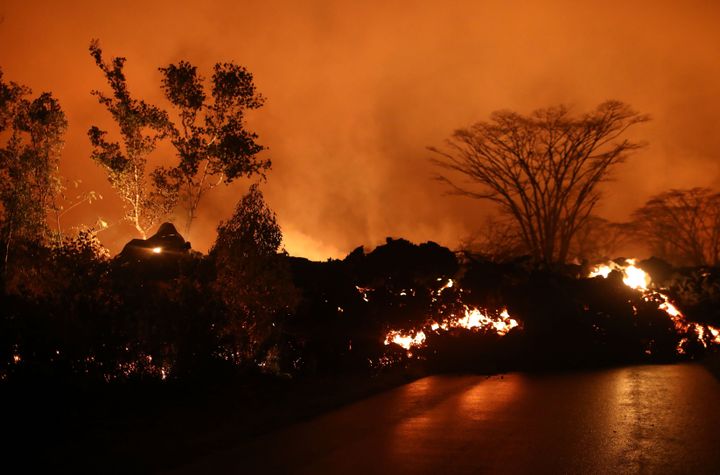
(2, 0, 719, 259)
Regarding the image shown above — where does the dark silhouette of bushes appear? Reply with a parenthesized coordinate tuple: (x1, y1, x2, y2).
(1, 233, 717, 386)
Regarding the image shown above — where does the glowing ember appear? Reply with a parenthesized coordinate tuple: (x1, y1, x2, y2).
(439, 279, 454, 292)
(677, 338, 688, 355)
(451, 307, 519, 335)
(355, 286, 371, 302)
(709, 326, 720, 345)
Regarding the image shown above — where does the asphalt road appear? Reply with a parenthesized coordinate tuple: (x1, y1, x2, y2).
(174, 364, 720, 474)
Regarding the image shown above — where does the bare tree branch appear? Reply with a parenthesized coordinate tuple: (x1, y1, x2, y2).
(431, 101, 648, 264)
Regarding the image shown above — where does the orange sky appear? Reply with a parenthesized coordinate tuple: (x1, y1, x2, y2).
(2, 0, 720, 260)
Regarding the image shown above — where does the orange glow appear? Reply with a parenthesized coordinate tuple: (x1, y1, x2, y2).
(3, 2, 720, 259)
(384, 305, 519, 352)
(588, 259, 720, 352)
(449, 307, 519, 336)
(385, 330, 427, 350)
(621, 261, 651, 290)
(152, 247, 162, 254)
(709, 326, 720, 345)
(588, 265, 612, 279)
(588, 259, 650, 290)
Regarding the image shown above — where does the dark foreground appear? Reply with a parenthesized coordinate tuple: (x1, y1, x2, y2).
(172, 364, 720, 474)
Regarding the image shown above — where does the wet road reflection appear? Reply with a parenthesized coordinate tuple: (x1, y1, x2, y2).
(175, 364, 720, 474)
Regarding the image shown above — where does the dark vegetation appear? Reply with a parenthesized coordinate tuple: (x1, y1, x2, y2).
(3, 233, 720, 384)
(3, 231, 720, 471)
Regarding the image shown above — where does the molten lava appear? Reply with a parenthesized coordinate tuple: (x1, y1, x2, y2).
(589, 259, 650, 290)
(381, 259, 719, 358)
(384, 330, 427, 350)
(380, 279, 521, 353)
(589, 259, 720, 352)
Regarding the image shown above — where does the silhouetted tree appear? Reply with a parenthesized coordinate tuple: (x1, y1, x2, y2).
(432, 101, 648, 264)
(458, 216, 528, 262)
(210, 184, 297, 367)
(631, 187, 720, 266)
(88, 40, 175, 239)
(569, 216, 630, 263)
(0, 68, 67, 266)
(157, 61, 268, 235)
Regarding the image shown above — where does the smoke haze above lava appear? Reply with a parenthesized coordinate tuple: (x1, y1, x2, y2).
(2, 0, 719, 259)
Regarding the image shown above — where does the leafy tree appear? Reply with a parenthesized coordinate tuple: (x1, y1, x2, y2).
(88, 40, 175, 239)
(0, 68, 67, 265)
(210, 184, 297, 367)
(157, 60, 268, 235)
(432, 101, 648, 265)
(631, 187, 720, 266)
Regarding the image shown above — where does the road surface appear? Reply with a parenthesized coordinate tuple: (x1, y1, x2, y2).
(174, 364, 720, 474)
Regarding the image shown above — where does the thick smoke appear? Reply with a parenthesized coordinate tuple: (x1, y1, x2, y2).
(1, 0, 719, 259)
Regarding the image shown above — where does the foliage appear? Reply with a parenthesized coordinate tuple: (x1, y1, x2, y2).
(88, 40, 175, 239)
(0, 229, 113, 381)
(50, 179, 104, 242)
(432, 101, 648, 264)
(631, 187, 720, 266)
(210, 184, 298, 368)
(158, 61, 268, 235)
(0, 68, 67, 265)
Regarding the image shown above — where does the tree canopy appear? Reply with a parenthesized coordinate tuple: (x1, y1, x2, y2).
(632, 187, 720, 266)
(210, 184, 297, 365)
(432, 101, 648, 264)
(158, 60, 268, 235)
(0, 68, 67, 263)
(88, 39, 174, 239)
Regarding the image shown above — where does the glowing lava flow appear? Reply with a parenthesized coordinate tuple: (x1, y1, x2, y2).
(589, 259, 720, 352)
(384, 330, 427, 350)
(384, 306, 519, 351)
(379, 279, 520, 352)
(379, 260, 720, 357)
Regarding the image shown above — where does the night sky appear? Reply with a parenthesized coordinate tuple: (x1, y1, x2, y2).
(2, 0, 719, 259)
